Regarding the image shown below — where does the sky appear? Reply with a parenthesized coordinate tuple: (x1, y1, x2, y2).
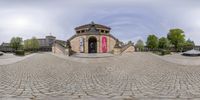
(0, 0, 200, 45)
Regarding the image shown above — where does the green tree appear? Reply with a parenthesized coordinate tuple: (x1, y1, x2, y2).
(185, 39, 195, 47)
(158, 37, 170, 49)
(24, 40, 29, 50)
(10, 37, 23, 51)
(182, 39, 195, 51)
(135, 39, 144, 51)
(24, 37, 39, 51)
(31, 37, 39, 51)
(146, 35, 158, 49)
(167, 29, 185, 51)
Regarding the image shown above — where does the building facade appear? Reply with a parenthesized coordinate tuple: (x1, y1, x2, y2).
(52, 22, 135, 55)
(0, 43, 13, 52)
(68, 22, 118, 53)
(37, 35, 56, 46)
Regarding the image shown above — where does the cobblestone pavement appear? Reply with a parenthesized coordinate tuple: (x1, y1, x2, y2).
(158, 53, 200, 66)
(0, 53, 35, 65)
(1, 52, 200, 100)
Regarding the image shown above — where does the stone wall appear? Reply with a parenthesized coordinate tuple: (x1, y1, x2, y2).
(70, 34, 116, 53)
(113, 48, 121, 55)
(70, 35, 86, 53)
(122, 46, 135, 53)
(52, 43, 66, 55)
(108, 36, 116, 53)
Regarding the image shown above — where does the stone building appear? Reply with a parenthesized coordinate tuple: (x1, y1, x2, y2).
(69, 22, 118, 53)
(52, 22, 135, 55)
(38, 35, 56, 47)
(25, 35, 56, 51)
(0, 43, 13, 52)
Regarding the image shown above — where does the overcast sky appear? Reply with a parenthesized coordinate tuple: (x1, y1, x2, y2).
(0, 0, 200, 44)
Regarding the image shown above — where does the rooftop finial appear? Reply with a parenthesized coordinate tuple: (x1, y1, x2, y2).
(91, 21, 95, 25)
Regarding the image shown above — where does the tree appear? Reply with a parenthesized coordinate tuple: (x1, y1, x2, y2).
(10, 37, 23, 51)
(31, 37, 39, 51)
(182, 39, 195, 51)
(167, 29, 185, 51)
(186, 39, 195, 47)
(24, 37, 39, 51)
(146, 35, 158, 49)
(24, 40, 29, 50)
(135, 39, 144, 51)
(158, 37, 170, 49)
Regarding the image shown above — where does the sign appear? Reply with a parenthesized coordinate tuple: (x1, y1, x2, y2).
(79, 38, 84, 52)
(102, 36, 107, 53)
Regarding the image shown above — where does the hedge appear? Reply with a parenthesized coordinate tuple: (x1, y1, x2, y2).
(160, 49, 171, 55)
(15, 50, 25, 56)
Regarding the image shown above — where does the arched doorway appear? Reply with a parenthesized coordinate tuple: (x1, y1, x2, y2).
(88, 37, 97, 53)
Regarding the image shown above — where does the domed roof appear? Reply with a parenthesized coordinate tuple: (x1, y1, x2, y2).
(75, 22, 111, 30)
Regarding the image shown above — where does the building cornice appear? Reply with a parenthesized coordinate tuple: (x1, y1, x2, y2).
(68, 33, 118, 41)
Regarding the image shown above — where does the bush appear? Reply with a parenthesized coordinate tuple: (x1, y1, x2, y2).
(15, 50, 25, 56)
(160, 49, 171, 55)
(152, 51, 161, 55)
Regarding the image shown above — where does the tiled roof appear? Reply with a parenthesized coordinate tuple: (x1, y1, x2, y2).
(1, 43, 10, 47)
(75, 22, 111, 30)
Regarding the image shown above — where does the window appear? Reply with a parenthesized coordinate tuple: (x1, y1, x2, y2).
(77, 31, 80, 33)
(101, 30, 104, 33)
(105, 31, 109, 33)
(81, 30, 85, 33)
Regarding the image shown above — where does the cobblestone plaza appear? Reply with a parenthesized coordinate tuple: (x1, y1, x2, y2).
(1, 52, 200, 100)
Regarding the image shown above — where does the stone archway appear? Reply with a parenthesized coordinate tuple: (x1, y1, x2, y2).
(88, 36, 97, 53)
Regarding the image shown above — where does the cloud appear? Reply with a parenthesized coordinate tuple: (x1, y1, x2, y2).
(0, 0, 200, 45)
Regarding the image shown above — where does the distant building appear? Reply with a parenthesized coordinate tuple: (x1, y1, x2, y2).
(0, 42, 13, 52)
(38, 35, 56, 46)
(37, 35, 56, 51)
(25, 35, 56, 51)
(194, 46, 200, 51)
(0, 35, 57, 52)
